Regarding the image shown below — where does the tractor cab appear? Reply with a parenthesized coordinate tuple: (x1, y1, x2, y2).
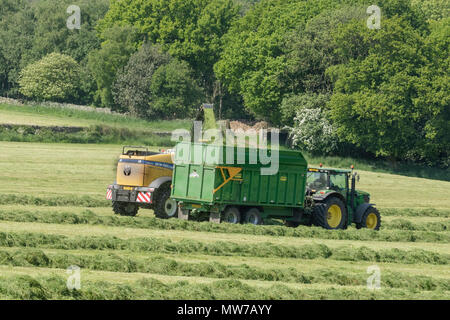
(306, 167, 351, 195)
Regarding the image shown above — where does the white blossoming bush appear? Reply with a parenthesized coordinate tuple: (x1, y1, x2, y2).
(19, 53, 80, 102)
(289, 108, 339, 154)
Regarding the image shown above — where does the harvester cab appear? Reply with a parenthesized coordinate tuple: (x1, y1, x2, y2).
(306, 166, 380, 230)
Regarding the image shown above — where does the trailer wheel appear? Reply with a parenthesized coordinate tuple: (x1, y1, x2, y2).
(357, 206, 381, 230)
(312, 197, 347, 230)
(153, 182, 177, 219)
(112, 201, 139, 216)
(222, 206, 241, 224)
(244, 208, 263, 225)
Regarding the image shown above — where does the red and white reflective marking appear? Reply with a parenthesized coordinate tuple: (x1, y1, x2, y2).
(106, 189, 112, 200)
(136, 192, 152, 203)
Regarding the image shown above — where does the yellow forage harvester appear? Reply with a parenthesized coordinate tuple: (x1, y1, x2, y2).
(106, 103, 218, 218)
(106, 146, 176, 218)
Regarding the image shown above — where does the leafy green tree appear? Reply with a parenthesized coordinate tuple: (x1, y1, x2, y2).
(24, 0, 109, 65)
(88, 26, 139, 110)
(326, 16, 431, 160)
(113, 44, 171, 117)
(216, 0, 427, 125)
(413, 18, 450, 165)
(150, 59, 204, 119)
(284, 6, 366, 95)
(19, 53, 80, 102)
(98, 0, 239, 96)
(411, 0, 449, 22)
(0, 0, 109, 100)
(0, 0, 36, 96)
(215, 0, 360, 124)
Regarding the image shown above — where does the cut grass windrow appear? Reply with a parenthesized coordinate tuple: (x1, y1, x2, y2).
(0, 274, 448, 300)
(0, 247, 447, 291)
(0, 208, 448, 244)
(0, 231, 448, 265)
(1, 194, 449, 218)
(380, 208, 450, 218)
(383, 219, 449, 232)
(0, 195, 109, 208)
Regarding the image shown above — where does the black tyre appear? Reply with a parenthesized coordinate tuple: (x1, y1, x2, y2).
(153, 182, 177, 219)
(312, 197, 347, 230)
(357, 206, 381, 230)
(284, 208, 303, 227)
(244, 208, 263, 225)
(222, 206, 241, 224)
(284, 220, 300, 228)
(112, 201, 139, 216)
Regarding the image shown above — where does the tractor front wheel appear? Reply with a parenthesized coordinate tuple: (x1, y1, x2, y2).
(113, 201, 139, 216)
(357, 206, 381, 230)
(312, 197, 347, 230)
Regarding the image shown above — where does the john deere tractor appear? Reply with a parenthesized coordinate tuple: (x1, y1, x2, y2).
(301, 166, 381, 230)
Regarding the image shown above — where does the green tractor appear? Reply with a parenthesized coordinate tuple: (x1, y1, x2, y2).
(294, 166, 381, 230)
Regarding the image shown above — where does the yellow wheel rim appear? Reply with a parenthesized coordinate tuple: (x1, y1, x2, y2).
(366, 213, 378, 229)
(327, 204, 342, 228)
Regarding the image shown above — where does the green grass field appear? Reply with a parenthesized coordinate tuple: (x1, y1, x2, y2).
(0, 141, 448, 299)
(0, 104, 191, 132)
(0, 103, 449, 299)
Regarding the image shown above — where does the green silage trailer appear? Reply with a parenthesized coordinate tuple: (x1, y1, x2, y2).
(171, 142, 308, 224)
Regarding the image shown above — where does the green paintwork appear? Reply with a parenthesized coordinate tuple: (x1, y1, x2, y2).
(171, 142, 308, 219)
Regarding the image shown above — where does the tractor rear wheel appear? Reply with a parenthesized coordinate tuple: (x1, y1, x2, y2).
(153, 182, 177, 219)
(222, 206, 241, 224)
(244, 208, 263, 225)
(312, 197, 347, 230)
(357, 206, 381, 230)
(113, 201, 139, 216)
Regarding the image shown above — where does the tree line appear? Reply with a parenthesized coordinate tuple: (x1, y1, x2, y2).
(0, 0, 448, 167)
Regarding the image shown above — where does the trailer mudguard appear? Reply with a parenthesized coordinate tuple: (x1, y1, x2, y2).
(353, 203, 375, 223)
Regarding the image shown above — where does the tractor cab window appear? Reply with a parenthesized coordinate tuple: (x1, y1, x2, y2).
(307, 172, 328, 190)
(330, 173, 347, 191)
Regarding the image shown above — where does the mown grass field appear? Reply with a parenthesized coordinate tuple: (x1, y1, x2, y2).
(0, 102, 449, 300)
(0, 104, 191, 132)
(0, 140, 448, 299)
